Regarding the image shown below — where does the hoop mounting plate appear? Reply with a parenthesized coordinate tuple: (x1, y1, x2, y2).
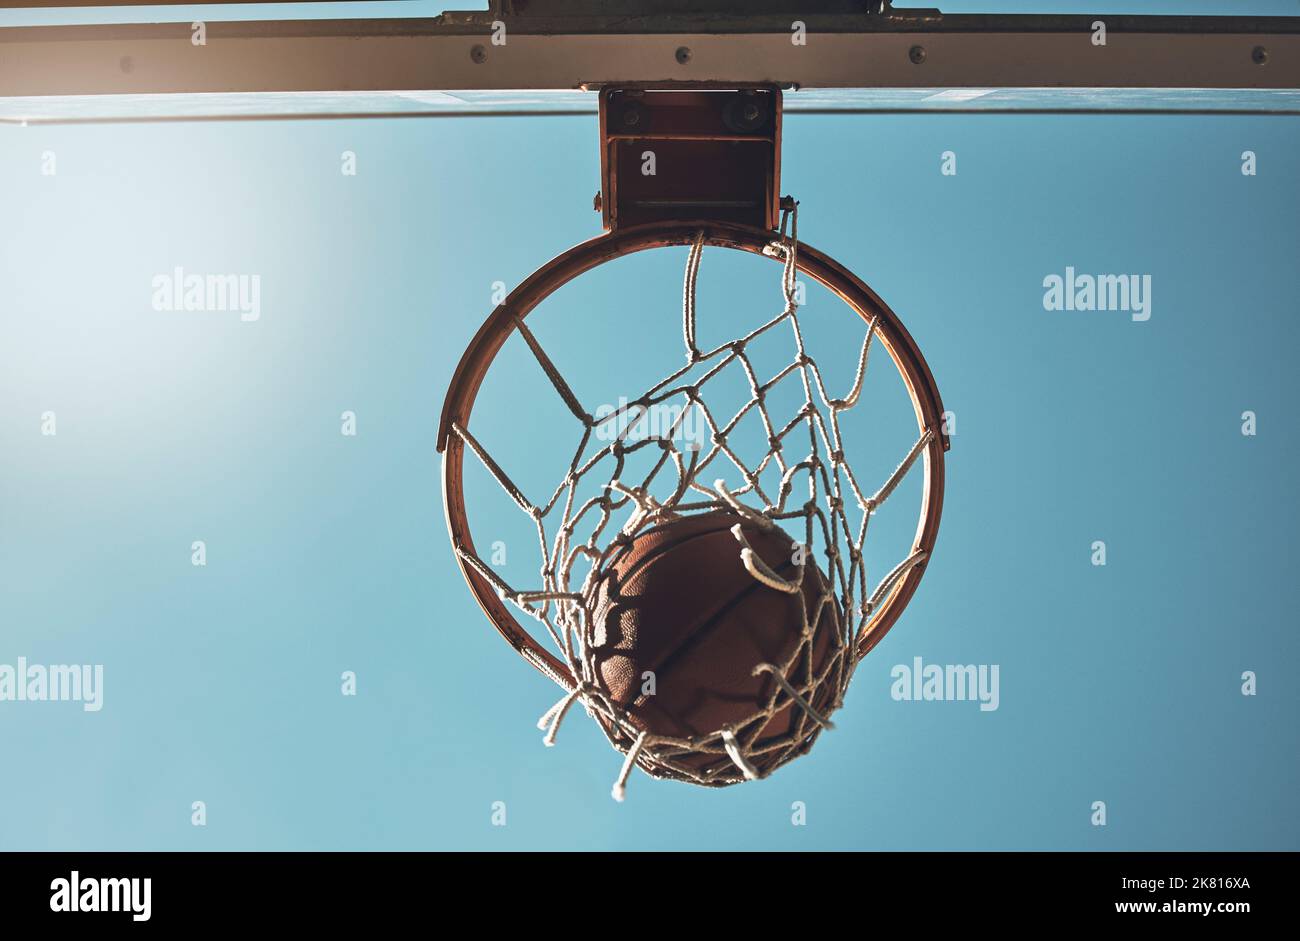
(598, 85, 783, 232)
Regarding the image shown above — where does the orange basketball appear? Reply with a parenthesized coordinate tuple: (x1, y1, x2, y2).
(584, 510, 842, 778)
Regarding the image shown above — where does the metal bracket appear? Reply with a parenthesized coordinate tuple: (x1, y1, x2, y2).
(597, 84, 783, 233)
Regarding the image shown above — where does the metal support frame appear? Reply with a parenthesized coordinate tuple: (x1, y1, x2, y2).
(1, 13, 1297, 99)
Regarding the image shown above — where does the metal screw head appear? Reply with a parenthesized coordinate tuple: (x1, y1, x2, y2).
(1252, 45, 1269, 65)
(909, 45, 927, 65)
(617, 98, 650, 131)
(675, 46, 693, 65)
(470, 44, 487, 64)
(722, 93, 768, 133)
(119, 56, 134, 74)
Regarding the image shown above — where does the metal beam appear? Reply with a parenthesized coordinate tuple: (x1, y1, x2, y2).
(0, 15, 1296, 99)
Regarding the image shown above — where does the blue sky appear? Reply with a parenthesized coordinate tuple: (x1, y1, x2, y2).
(0, 3, 1297, 851)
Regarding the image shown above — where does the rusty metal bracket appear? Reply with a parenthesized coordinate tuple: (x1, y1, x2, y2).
(597, 85, 783, 233)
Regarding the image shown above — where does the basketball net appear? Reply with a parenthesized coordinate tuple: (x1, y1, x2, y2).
(447, 205, 933, 799)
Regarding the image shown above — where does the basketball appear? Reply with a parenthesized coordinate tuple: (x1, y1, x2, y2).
(584, 510, 842, 776)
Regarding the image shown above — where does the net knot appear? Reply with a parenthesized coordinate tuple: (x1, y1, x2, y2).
(830, 449, 846, 465)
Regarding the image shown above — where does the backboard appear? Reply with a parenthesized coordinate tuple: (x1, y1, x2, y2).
(1, 1, 1298, 123)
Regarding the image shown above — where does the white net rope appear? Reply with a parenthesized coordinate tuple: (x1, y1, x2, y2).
(448, 207, 933, 799)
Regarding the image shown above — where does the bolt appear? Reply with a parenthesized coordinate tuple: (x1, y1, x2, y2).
(593, 192, 602, 212)
(1252, 45, 1269, 65)
(675, 46, 693, 65)
(909, 45, 926, 65)
(622, 109, 640, 127)
(742, 103, 760, 122)
(470, 44, 487, 64)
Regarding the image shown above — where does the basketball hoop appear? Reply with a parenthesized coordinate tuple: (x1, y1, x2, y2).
(437, 210, 948, 798)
